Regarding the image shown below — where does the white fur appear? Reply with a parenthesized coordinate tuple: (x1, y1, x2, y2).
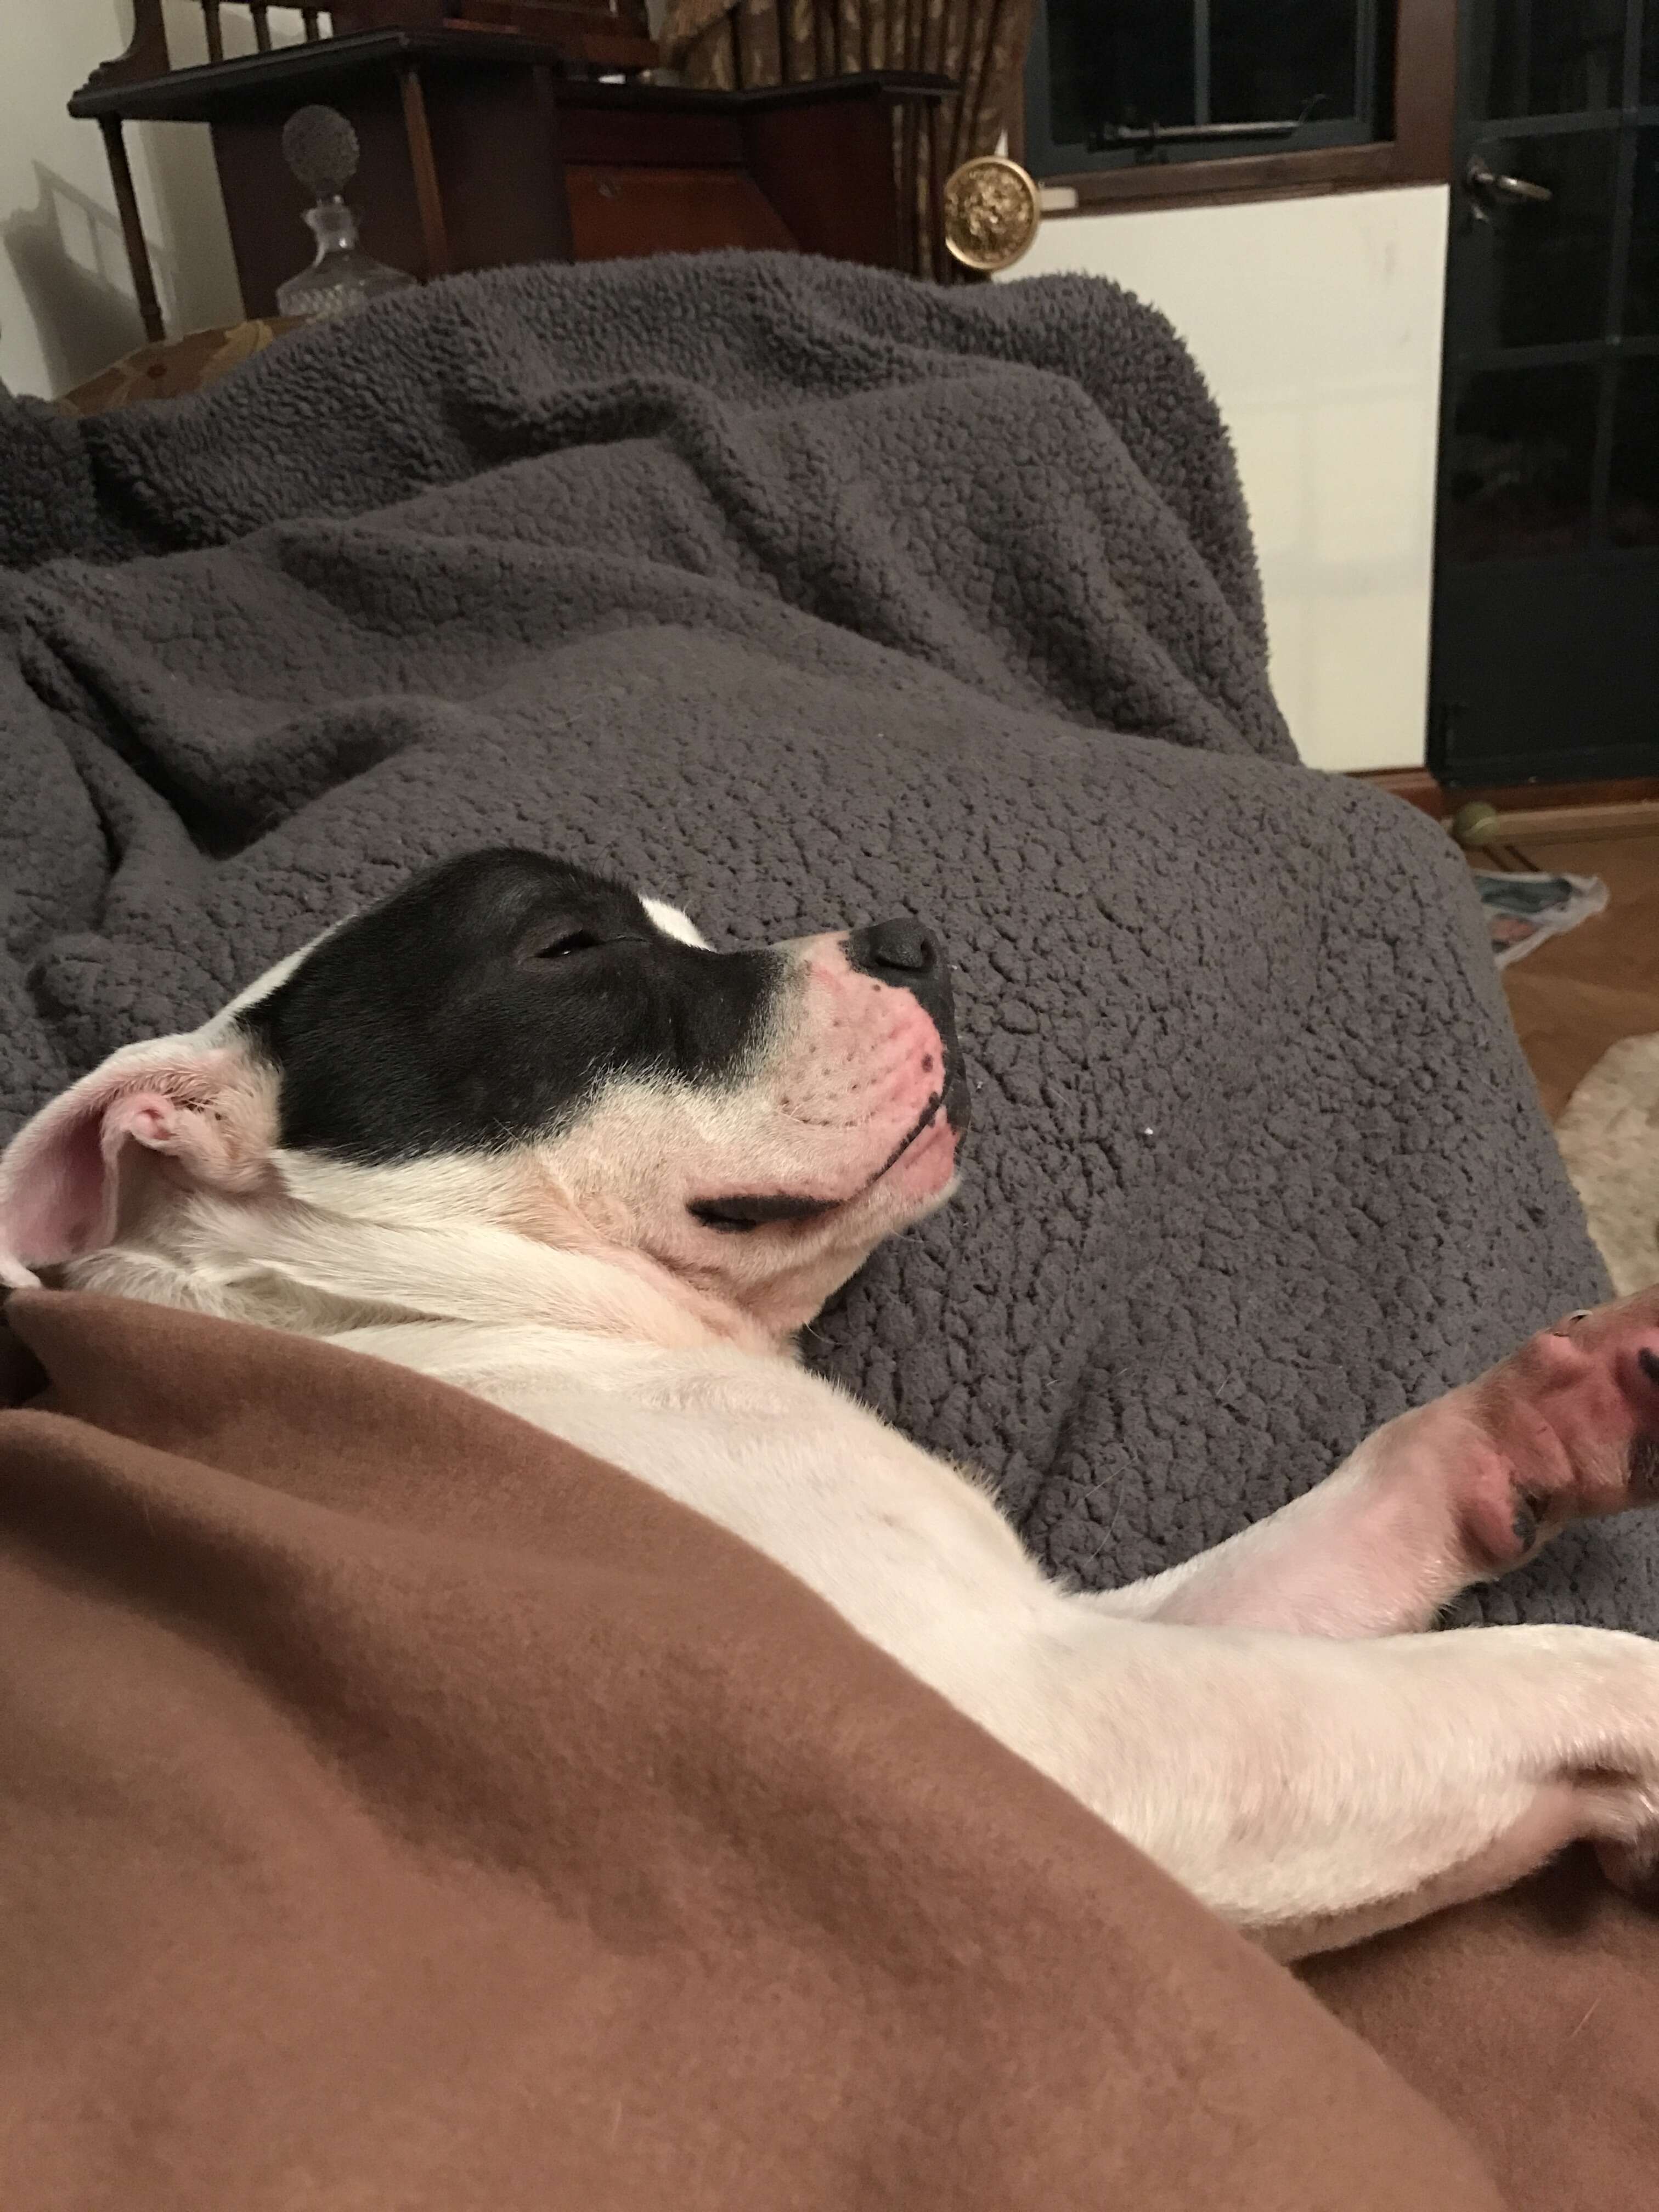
(639, 897, 709, 950)
(9, 887, 1659, 1960)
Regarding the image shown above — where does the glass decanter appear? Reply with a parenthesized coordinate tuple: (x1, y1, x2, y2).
(275, 105, 418, 324)
(276, 196, 419, 322)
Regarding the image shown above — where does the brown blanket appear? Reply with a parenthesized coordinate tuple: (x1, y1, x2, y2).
(0, 1293, 1647, 2209)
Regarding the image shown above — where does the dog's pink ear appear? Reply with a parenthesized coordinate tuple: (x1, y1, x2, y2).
(0, 1038, 276, 1287)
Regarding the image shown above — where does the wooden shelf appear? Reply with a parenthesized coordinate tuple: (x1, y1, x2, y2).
(71, 31, 953, 342)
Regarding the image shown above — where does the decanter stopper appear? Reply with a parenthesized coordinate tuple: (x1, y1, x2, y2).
(275, 105, 419, 322)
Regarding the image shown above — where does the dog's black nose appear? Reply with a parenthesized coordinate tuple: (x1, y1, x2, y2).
(845, 915, 967, 1133)
(849, 918, 939, 979)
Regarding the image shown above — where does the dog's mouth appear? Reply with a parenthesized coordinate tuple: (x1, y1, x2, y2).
(688, 1091, 952, 1236)
(687, 1189, 841, 1234)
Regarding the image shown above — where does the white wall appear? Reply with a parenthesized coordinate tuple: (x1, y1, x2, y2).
(1008, 186, 1449, 772)
(0, 4, 270, 400)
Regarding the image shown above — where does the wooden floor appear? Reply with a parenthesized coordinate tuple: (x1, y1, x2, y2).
(1473, 820, 1659, 1121)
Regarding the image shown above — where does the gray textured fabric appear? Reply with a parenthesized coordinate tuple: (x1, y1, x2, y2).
(0, 252, 1635, 1627)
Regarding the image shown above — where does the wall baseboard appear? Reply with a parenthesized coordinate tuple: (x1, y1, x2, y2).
(1349, 768, 1659, 842)
(1350, 767, 1443, 816)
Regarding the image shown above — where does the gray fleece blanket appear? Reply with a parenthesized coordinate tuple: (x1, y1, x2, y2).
(0, 252, 1637, 1629)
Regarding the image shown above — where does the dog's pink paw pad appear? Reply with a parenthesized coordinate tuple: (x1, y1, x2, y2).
(1466, 1290, 1659, 1548)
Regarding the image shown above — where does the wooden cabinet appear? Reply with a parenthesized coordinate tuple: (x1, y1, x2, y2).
(71, 11, 949, 343)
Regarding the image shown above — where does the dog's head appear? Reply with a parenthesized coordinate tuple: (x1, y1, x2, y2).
(0, 851, 969, 1344)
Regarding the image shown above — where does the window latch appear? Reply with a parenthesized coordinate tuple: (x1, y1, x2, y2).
(1087, 94, 1325, 157)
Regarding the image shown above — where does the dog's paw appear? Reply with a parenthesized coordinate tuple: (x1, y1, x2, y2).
(1437, 1288, 1659, 1570)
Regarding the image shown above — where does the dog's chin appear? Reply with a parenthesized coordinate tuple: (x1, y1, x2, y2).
(871, 1115, 960, 1221)
(708, 1097, 969, 1238)
(816, 1105, 962, 1250)
(688, 1083, 963, 1243)
(732, 1156, 960, 1340)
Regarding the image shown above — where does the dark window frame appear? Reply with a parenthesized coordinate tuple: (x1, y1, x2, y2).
(1019, 0, 1455, 215)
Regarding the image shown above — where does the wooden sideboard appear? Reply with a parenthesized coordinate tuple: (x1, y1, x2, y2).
(70, 13, 950, 342)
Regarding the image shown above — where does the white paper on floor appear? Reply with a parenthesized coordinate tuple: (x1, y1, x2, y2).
(1475, 870, 1609, 968)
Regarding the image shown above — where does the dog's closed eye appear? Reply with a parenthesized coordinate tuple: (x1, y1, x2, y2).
(523, 930, 603, 963)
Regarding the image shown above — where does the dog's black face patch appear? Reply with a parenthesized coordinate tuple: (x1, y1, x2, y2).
(237, 850, 783, 1165)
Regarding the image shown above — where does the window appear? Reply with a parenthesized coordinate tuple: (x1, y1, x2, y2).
(1024, 0, 1452, 211)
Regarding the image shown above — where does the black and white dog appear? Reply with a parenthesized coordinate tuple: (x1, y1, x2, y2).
(5, 848, 1659, 1957)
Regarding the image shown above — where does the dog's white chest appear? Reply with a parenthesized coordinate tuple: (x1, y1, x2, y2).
(340, 1321, 1053, 1707)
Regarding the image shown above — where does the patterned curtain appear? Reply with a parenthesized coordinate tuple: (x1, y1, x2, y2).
(658, 0, 1036, 280)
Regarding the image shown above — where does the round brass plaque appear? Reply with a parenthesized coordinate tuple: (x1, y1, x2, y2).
(943, 156, 1042, 274)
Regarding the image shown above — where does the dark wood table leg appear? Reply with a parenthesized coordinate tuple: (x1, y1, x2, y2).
(399, 65, 453, 280)
(99, 117, 165, 343)
(925, 101, 946, 279)
(531, 65, 577, 262)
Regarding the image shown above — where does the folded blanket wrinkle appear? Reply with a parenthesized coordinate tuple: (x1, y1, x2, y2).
(0, 249, 1628, 1630)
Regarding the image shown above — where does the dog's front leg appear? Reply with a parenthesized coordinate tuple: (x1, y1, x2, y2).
(1090, 1288, 1659, 1637)
(1029, 1610, 1659, 1956)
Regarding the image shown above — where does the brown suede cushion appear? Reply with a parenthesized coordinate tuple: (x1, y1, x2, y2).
(1307, 1852, 1659, 2212)
(0, 1290, 1502, 2210)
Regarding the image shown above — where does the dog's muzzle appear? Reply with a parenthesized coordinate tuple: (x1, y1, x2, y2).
(845, 919, 970, 1134)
